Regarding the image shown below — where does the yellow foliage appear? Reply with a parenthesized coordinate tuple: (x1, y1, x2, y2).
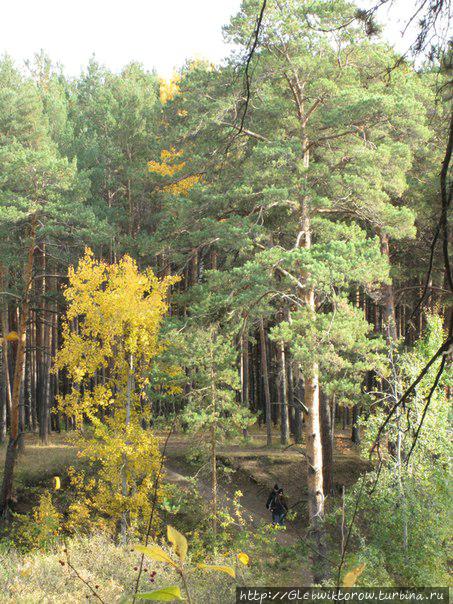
(12, 491, 61, 550)
(54, 250, 179, 533)
(237, 552, 249, 566)
(148, 148, 202, 196)
(197, 563, 236, 578)
(5, 331, 19, 341)
(167, 525, 188, 562)
(162, 174, 202, 196)
(159, 74, 180, 104)
(148, 148, 185, 177)
(135, 544, 178, 568)
(343, 563, 366, 587)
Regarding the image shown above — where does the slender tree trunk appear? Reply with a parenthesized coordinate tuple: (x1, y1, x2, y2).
(241, 325, 249, 437)
(25, 326, 33, 431)
(287, 351, 295, 435)
(30, 312, 38, 431)
(0, 270, 12, 443)
(0, 366, 6, 443)
(52, 299, 61, 433)
(259, 319, 272, 446)
(209, 334, 218, 546)
(294, 368, 303, 444)
(279, 340, 290, 445)
(120, 353, 134, 541)
(38, 244, 52, 444)
(18, 347, 26, 453)
(210, 422, 217, 545)
(320, 390, 333, 495)
(301, 204, 324, 520)
(1, 217, 36, 517)
(379, 231, 398, 342)
(331, 395, 336, 457)
(351, 404, 360, 444)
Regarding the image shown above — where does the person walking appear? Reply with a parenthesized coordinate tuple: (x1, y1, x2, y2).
(266, 483, 279, 517)
(271, 488, 288, 526)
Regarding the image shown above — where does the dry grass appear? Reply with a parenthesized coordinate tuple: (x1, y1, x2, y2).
(0, 433, 78, 515)
(0, 532, 254, 604)
(0, 433, 77, 487)
(0, 430, 307, 602)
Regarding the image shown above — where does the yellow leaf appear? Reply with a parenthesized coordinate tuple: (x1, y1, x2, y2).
(53, 476, 61, 490)
(5, 331, 19, 342)
(237, 552, 249, 566)
(135, 545, 177, 568)
(197, 563, 236, 578)
(342, 563, 366, 587)
(167, 525, 188, 562)
(137, 586, 184, 601)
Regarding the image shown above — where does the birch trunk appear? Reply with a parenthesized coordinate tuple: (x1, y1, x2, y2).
(120, 353, 134, 541)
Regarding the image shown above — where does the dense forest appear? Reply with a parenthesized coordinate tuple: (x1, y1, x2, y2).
(0, 0, 451, 601)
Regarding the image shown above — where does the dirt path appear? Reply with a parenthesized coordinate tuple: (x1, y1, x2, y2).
(163, 434, 302, 540)
(161, 427, 368, 585)
(164, 458, 297, 543)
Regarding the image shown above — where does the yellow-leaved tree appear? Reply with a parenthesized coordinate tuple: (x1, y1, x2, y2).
(148, 148, 202, 196)
(54, 250, 178, 539)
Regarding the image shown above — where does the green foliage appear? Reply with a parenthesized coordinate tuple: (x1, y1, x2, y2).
(340, 316, 452, 586)
(173, 324, 255, 445)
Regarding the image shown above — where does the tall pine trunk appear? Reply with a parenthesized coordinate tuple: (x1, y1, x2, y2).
(241, 325, 249, 437)
(301, 197, 325, 579)
(320, 390, 334, 494)
(0, 268, 12, 443)
(301, 203, 324, 520)
(1, 217, 36, 517)
(379, 231, 398, 342)
(38, 244, 52, 444)
(209, 337, 218, 547)
(259, 319, 272, 446)
(279, 340, 290, 445)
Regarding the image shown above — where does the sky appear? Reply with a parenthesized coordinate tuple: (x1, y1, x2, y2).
(0, 0, 421, 78)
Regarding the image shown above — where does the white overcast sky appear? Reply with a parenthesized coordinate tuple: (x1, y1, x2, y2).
(0, 0, 421, 78)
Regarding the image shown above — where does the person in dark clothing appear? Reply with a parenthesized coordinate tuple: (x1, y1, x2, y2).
(272, 488, 288, 526)
(266, 484, 279, 511)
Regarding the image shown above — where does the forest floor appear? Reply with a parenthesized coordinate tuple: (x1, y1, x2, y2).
(0, 425, 369, 534)
(0, 432, 77, 513)
(0, 426, 369, 591)
(163, 426, 369, 538)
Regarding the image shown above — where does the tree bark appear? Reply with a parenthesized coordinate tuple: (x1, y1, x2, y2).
(294, 368, 304, 444)
(120, 353, 134, 541)
(300, 198, 326, 579)
(259, 319, 272, 446)
(38, 244, 52, 444)
(320, 390, 334, 495)
(1, 217, 36, 517)
(279, 340, 290, 445)
(379, 231, 398, 342)
(287, 350, 296, 435)
(209, 334, 218, 547)
(351, 404, 360, 444)
(301, 202, 325, 523)
(241, 325, 249, 437)
(0, 271, 12, 443)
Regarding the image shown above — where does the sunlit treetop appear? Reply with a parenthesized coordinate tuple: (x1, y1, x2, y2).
(159, 74, 181, 104)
